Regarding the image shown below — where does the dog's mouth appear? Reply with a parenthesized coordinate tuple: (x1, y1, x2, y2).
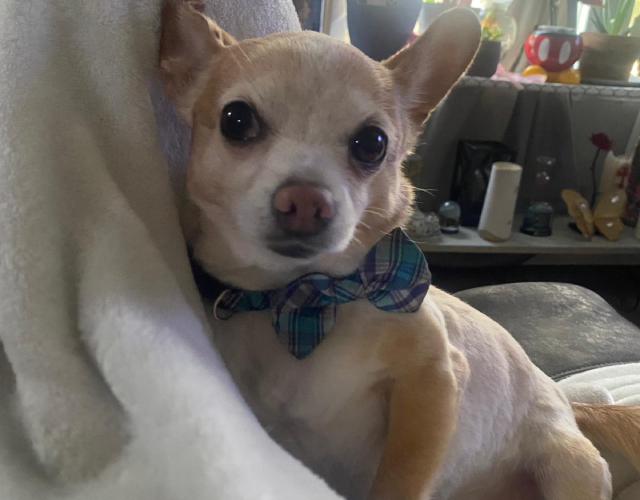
(267, 241, 319, 259)
(265, 230, 337, 260)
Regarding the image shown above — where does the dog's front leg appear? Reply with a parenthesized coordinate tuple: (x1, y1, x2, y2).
(369, 324, 463, 500)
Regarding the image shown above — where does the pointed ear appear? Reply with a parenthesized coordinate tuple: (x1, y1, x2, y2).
(384, 8, 480, 125)
(159, 0, 237, 117)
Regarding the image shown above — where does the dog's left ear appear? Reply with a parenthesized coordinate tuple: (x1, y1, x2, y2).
(384, 8, 480, 125)
(159, 0, 237, 119)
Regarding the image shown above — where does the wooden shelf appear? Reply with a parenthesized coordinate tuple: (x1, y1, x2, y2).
(416, 216, 640, 255)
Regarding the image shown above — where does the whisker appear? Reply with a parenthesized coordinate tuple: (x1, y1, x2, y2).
(411, 186, 437, 194)
(363, 209, 388, 219)
(357, 220, 392, 237)
(365, 205, 394, 216)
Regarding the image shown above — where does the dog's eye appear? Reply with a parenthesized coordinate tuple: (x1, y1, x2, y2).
(220, 101, 260, 142)
(350, 126, 387, 166)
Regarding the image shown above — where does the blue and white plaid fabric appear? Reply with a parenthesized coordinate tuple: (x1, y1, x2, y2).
(215, 227, 431, 359)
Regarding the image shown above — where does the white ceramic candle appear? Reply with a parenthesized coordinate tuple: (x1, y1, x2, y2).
(478, 162, 523, 242)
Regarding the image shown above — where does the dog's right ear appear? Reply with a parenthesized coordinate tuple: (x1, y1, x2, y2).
(383, 8, 480, 126)
(159, 1, 236, 119)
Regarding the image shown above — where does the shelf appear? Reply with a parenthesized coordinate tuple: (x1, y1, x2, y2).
(416, 216, 640, 255)
(458, 76, 640, 98)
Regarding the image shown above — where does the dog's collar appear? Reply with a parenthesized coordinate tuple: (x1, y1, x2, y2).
(190, 228, 431, 359)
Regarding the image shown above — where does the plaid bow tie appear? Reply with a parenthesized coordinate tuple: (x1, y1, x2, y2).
(209, 227, 431, 359)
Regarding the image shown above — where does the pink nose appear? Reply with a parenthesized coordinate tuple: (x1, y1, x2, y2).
(273, 184, 335, 235)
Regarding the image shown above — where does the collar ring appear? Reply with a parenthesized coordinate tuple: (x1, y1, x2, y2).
(213, 289, 232, 321)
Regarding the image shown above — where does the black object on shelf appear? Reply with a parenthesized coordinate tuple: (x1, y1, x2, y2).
(451, 140, 517, 227)
(467, 40, 502, 78)
(346, 0, 423, 61)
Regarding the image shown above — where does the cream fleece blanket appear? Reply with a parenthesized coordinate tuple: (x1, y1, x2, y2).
(0, 0, 343, 498)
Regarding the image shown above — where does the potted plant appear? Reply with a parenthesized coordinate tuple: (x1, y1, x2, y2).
(578, 0, 640, 81)
(346, 0, 423, 61)
(467, 5, 504, 77)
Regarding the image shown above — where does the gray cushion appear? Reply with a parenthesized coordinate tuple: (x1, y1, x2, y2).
(454, 283, 640, 380)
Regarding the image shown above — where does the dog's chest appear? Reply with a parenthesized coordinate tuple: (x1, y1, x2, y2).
(210, 301, 394, 499)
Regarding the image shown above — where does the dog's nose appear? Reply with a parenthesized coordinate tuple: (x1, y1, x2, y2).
(273, 184, 335, 235)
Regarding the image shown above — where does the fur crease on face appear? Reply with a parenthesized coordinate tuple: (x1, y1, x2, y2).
(160, 1, 480, 290)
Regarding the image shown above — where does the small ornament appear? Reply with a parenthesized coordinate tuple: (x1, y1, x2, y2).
(406, 210, 441, 241)
(599, 151, 631, 199)
(438, 201, 461, 234)
(521, 202, 554, 237)
(588, 132, 614, 208)
(521, 156, 555, 236)
(624, 140, 640, 227)
(562, 188, 627, 241)
(616, 165, 631, 190)
(523, 26, 583, 84)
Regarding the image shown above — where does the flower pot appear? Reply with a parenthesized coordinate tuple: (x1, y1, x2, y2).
(347, 0, 423, 61)
(467, 40, 501, 78)
(579, 32, 640, 81)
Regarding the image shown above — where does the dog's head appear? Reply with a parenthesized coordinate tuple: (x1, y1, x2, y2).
(160, 1, 480, 289)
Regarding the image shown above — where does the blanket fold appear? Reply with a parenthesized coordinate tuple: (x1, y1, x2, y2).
(0, 0, 343, 498)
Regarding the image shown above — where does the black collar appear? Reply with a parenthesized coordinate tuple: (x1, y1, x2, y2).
(189, 250, 228, 302)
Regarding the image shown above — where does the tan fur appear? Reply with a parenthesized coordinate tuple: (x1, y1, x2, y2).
(574, 403, 640, 473)
(370, 309, 465, 500)
(160, 3, 615, 499)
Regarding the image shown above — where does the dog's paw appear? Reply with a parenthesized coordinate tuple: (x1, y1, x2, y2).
(16, 375, 128, 483)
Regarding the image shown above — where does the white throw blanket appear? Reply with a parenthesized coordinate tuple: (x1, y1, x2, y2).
(0, 0, 343, 498)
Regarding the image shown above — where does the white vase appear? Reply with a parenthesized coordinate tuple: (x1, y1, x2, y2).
(478, 162, 523, 242)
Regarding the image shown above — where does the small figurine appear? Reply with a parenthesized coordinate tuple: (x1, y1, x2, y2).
(406, 210, 441, 241)
(438, 201, 461, 234)
(562, 188, 627, 241)
(521, 156, 555, 236)
(521, 202, 554, 237)
(523, 26, 583, 84)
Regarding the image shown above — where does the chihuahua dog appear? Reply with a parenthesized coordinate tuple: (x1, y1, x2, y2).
(160, 2, 626, 499)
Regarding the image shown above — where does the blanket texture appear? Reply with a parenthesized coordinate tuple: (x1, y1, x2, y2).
(561, 364, 640, 499)
(0, 0, 343, 498)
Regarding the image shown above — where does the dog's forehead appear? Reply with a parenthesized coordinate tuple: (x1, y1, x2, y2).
(218, 33, 395, 122)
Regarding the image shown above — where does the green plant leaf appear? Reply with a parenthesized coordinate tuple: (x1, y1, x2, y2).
(611, 0, 635, 35)
(605, 0, 614, 25)
(481, 24, 504, 41)
(591, 7, 609, 33)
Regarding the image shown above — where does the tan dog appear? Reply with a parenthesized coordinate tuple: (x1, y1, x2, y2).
(160, 2, 633, 499)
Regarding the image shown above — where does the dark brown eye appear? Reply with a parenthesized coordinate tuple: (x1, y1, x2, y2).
(220, 101, 260, 142)
(350, 126, 387, 166)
